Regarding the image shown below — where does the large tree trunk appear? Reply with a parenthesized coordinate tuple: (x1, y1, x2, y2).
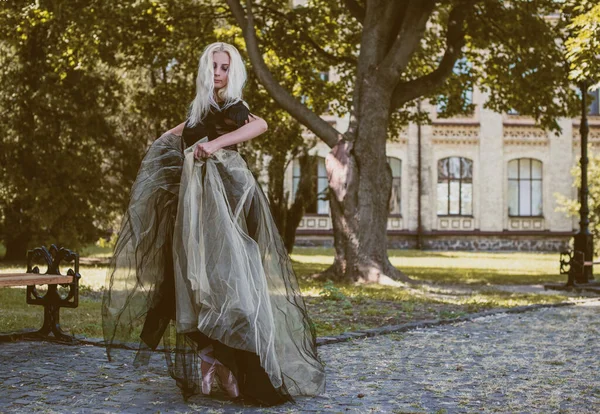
(320, 82, 410, 284)
(283, 153, 317, 253)
(226, 0, 451, 284)
(2, 204, 31, 262)
(268, 151, 317, 253)
(3, 235, 30, 262)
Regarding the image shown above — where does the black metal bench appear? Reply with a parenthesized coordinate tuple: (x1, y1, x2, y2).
(0, 245, 81, 343)
(559, 249, 600, 286)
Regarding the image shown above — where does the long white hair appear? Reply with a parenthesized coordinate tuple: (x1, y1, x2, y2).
(187, 42, 247, 126)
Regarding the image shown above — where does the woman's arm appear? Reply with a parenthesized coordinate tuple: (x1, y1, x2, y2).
(195, 115, 268, 159)
(214, 115, 268, 148)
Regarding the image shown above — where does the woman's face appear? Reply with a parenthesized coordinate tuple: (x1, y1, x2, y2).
(213, 51, 230, 90)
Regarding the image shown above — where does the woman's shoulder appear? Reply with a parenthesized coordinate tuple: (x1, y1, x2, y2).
(225, 99, 250, 112)
(224, 100, 252, 127)
(181, 118, 208, 147)
(183, 118, 207, 132)
(166, 121, 186, 137)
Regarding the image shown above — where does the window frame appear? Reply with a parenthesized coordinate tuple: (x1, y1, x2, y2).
(387, 156, 402, 217)
(507, 158, 544, 218)
(291, 156, 330, 216)
(437, 156, 474, 217)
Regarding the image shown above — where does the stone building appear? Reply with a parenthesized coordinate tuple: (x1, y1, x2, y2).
(286, 79, 600, 251)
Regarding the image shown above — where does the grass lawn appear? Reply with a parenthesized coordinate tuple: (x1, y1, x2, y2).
(293, 248, 564, 285)
(0, 247, 579, 339)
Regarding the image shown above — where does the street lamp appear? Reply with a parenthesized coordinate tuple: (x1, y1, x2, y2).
(572, 79, 595, 284)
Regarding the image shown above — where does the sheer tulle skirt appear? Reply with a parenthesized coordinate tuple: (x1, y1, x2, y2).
(102, 133, 325, 405)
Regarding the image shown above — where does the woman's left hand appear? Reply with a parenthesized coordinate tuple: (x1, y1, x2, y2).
(194, 141, 220, 160)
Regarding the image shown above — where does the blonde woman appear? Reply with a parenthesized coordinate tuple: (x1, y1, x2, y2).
(102, 42, 325, 406)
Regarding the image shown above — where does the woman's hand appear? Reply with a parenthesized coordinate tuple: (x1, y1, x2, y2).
(194, 141, 220, 160)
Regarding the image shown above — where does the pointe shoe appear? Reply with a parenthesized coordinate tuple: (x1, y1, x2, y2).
(201, 360, 217, 395)
(216, 364, 240, 398)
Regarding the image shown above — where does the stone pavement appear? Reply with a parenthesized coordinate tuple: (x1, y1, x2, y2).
(1, 300, 599, 414)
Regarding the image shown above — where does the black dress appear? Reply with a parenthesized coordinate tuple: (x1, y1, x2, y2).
(181, 99, 255, 150)
(102, 100, 325, 406)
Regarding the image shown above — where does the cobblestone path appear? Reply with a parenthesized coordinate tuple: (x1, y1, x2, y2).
(1, 300, 599, 413)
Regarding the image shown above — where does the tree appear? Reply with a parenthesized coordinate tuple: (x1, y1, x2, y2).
(225, 0, 579, 283)
(0, 1, 124, 260)
(102, 1, 327, 253)
(0, 0, 324, 259)
(0, 0, 221, 259)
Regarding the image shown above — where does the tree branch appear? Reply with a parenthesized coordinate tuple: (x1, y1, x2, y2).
(391, 1, 474, 110)
(226, 0, 342, 148)
(256, 4, 357, 66)
(384, 2, 411, 54)
(345, 0, 391, 140)
(379, 0, 436, 83)
(342, 0, 365, 24)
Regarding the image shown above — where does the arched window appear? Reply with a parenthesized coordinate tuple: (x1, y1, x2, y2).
(292, 159, 301, 200)
(292, 156, 329, 215)
(316, 157, 329, 214)
(508, 158, 542, 216)
(387, 157, 402, 215)
(437, 157, 473, 216)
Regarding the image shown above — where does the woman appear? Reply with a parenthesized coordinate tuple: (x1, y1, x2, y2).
(102, 42, 326, 406)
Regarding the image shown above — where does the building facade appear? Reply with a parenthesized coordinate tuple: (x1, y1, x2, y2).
(288, 85, 600, 251)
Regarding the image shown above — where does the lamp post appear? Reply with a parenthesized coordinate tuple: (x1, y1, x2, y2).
(416, 100, 423, 250)
(573, 79, 594, 284)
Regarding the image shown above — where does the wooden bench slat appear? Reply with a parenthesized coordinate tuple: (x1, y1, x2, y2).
(0, 273, 73, 287)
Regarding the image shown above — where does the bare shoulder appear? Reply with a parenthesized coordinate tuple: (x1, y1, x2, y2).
(166, 121, 186, 137)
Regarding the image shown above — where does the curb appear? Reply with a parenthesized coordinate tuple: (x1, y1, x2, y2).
(314, 298, 599, 346)
(73, 298, 599, 350)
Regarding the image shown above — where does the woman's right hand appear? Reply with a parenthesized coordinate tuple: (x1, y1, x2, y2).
(194, 141, 220, 160)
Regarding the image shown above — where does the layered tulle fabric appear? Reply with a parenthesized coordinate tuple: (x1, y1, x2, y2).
(102, 132, 325, 404)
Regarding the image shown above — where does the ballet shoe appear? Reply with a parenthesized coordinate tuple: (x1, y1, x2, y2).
(201, 360, 217, 395)
(216, 364, 240, 398)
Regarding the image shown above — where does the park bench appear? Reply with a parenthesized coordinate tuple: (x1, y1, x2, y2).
(0, 245, 81, 343)
(559, 249, 600, 288)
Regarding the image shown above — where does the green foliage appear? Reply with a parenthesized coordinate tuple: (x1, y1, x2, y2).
(247, 0, 356, 119)
(1, 0, 596, 261)
(96, 231, 118, 251)
(0, 1, 221, 258)
(0, 1, 126, 257)
(246, 1, 584, 135)
(462, 1, 579, 132)
(555, 147, 600, 255)
(319, 280, 347, 301)
(563, 0, 600, 86)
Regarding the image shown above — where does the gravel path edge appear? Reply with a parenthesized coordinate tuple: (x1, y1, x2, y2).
(313, 299, 598, 346)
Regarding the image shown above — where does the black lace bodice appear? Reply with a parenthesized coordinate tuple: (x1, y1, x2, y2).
(182, 100, 253, 151)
